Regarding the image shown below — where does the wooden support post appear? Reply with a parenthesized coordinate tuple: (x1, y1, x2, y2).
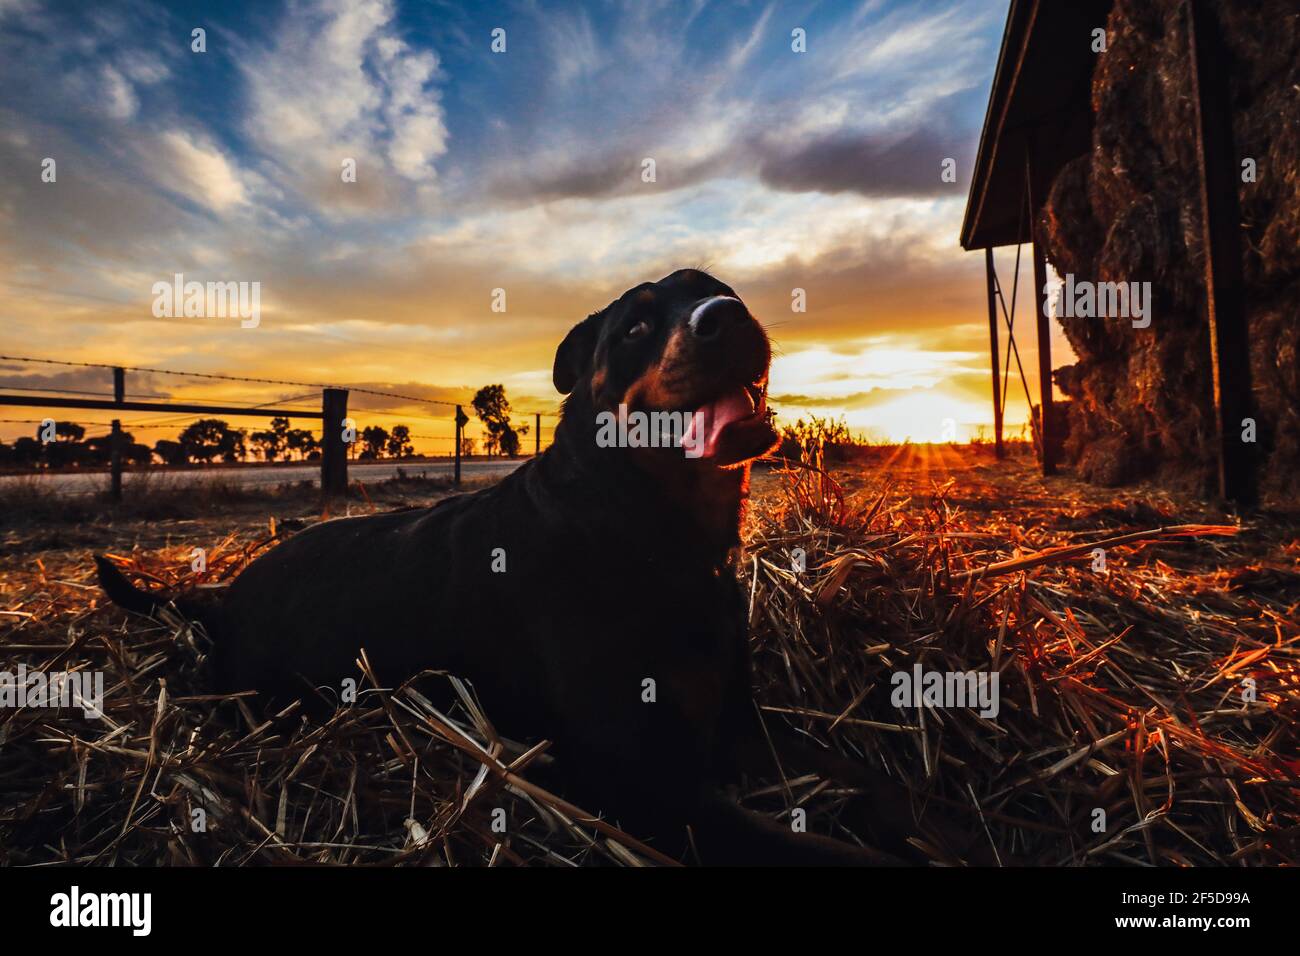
(454, 404, 466, 488)
(321, 388, 349, 497)
(985, 249, 1005, 459)
(535, 413, 541, 456)
(110, 366, 124, 501)
(1187, 0, 1257, 506)
(1026, 146, 1056, 476)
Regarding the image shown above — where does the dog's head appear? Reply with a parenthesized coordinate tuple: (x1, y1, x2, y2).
(553, 269, 778, 467)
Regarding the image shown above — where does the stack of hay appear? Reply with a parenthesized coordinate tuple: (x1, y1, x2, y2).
(1041, 0, 1300, 496)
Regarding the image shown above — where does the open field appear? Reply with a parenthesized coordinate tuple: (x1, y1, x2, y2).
(1, 445, 1297, 865)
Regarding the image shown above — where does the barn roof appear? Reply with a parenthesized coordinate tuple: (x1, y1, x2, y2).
(960, 0, 1115, 250)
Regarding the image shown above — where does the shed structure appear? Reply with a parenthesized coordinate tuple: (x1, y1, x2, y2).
(960, 0, 1256, 504)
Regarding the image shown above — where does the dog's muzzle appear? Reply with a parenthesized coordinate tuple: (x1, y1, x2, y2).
(688, 296, 745, 340)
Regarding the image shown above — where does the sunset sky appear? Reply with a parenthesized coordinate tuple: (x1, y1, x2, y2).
(0, 0, 1073, 453)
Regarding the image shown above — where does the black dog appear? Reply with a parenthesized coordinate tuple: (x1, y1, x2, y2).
(98, 269, 960, 865)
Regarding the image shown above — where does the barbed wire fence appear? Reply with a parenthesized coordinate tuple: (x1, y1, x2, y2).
(0, 354, 560, 500)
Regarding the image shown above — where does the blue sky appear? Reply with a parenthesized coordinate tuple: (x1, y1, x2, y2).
(0, 0, 1050, 448)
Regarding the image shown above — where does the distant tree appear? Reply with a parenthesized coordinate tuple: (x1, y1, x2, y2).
(386, 424, 413, 458)
(154, 439, 188, 466)
(33, 420, 86, 466)
(459, 436, 477, 458)
(39, 421, 86, 443)
(499, 422, 528, 458)
(360, 425, 389, 459)
(250, 416, 292, 462)
(472, 385, 527, 457)
(83, 432, 139, 465)
(124, 442, 153, 465)
(179, 419, 246, 464)
(10, 437, 42, 467)
(223, 428, 248, 462)
(250, 429, 284, 462)
(285, 428, 318, 460)
(82, 436, 109, 464)
(225, 434, 247, 462)
(43, 442, 83, 468)
(44, 422, 92, 468)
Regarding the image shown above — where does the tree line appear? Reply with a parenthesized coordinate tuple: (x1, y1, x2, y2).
(0, 416, 406, 469)
(0, 384, 534, 469)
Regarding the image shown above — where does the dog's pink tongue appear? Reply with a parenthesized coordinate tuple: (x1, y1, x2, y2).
(685, 388, 755, 458)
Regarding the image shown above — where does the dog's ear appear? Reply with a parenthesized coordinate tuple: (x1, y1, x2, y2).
(553, 311, 604, 394)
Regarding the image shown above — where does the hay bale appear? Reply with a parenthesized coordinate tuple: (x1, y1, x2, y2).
(1041, 0, 1300, 499)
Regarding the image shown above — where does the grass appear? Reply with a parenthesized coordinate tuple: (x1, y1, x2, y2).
(745, 445, 1298, 865)
(0, 469, 485, 527)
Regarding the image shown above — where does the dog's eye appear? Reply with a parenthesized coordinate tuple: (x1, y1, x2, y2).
(625, 319, 651, 340)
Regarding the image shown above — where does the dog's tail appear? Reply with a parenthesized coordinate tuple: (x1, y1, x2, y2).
(94, 555, 167, 617)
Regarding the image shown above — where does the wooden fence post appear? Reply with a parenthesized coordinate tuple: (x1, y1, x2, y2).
(454, 404, 466, 487)
(535, 413, 541, 456)
(321, 387, 349, 497)
(110, 366, 124, 501)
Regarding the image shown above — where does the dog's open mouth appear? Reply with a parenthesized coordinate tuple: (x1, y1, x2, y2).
(683, 383, 775, 464)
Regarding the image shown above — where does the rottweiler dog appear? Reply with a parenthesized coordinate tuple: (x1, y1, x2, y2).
(97, 269, 968, 865)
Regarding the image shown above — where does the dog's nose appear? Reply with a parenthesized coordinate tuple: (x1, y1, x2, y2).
(688, 295, 746, 340)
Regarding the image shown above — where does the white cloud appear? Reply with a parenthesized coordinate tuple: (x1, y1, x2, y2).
(101, 65, 138, 119)
(121, 54, 170, 86)
(725, 2, 773, 73)
(241, 0, 448, 206)
(829, 4, 990, 83)
(150, 130, 250, 211)
(772, 340, 983, 397)
(543, 8, 603, 88)
(375, 36, 446, 179)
